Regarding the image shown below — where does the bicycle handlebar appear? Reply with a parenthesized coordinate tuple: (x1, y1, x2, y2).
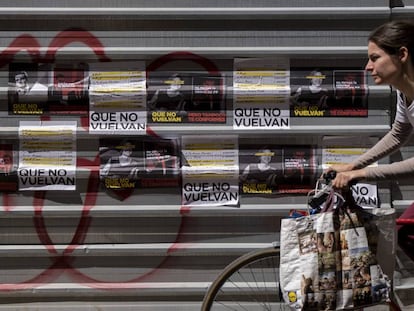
(322, 170, 337, 184)
(308, 171, 337, 209)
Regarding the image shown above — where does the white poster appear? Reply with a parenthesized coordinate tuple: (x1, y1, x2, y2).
(322, 137, 378, 208)
(18, 121, 77, 191)
(233, 58, 290, 130)
(181, 135, 239, 207)
(89, 111, 146, 133)
(89, 61, 147, 134)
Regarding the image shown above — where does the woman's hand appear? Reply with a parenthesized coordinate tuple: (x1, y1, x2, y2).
(324, 163, 366, 189)
(331, 171, 356, 189)
(325, 163, 354, 174)
(329, 167, 366, 189)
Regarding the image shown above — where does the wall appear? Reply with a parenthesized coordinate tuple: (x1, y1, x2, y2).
(0, 1, 412, 310)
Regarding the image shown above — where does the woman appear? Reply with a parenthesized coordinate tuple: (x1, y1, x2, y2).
(291, 69, 330, 109)
(100, 141, 140, 180)
(147, 73, 186, 111)
(240, 147, 279, 187)
(327, 20, 414, 262)
(327, 20, 414, 188)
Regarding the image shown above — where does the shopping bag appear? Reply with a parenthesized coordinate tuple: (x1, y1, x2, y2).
(279, 190, 395, 310)
(335, 191, 394, 309)
(279, 191, 339, 310)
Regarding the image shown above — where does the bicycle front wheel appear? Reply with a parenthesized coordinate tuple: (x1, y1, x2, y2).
(201, 246, 287, 311)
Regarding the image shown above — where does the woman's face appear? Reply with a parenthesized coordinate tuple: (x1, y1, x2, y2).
(365, 41, 402, 86)
(15, 73, 27, 90)
(310, 72, 323, 87)
(169, 77, 182, 91)
(122, 149, 132, 157)
(0, 152, 12, 172)
(260, 149, 273, 164)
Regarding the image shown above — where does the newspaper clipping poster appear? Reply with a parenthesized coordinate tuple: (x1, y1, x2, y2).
(89, 61, 147, 134)
(181, 135, 239, 207)
(322, 137, 378, 208)
(18, 121, 77, 191)
(233, 58, 290, 130)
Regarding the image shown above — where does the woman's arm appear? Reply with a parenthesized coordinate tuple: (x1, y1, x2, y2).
(328, 120, 413, 187)
(352, 120, 413, 169)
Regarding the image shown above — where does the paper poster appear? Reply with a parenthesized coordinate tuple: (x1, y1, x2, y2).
(8, 63, 50, 115)
(141, 138, 180, 187)
(290, 67, 368, 117)
(18, 121, 77, 191)
(47, 63, 89, 115)
(99, 137, 180, 190)
(90, 111, 146, 133)
(0, 143, 18, 191)
(8, 62, 89, 116)
(89, 61, 147, 134)
(181, 135, 239, 207)
(239, 141, 318, 195)
(322, 136, 378, 208)
(99, 139, 143, 190)
(332, 70, 368, 117)
(233, 58, 290, 130)
(147, 71, 226, 124)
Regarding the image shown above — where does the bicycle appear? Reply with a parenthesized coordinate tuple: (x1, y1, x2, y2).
(200, 243, 284, 311)
(200, 173, 337, 311)
(200, 171, 408, 311)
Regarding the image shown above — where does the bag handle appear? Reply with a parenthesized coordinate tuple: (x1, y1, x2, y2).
(321, 189, 335, 213)
(341, 188, 362, 212)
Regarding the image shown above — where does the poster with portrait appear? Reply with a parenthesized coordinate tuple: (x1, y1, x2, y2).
(99, 138, 144, 190)
(239, 142, 318, 195)
(290, 67, 333, 117)
(8, 63, 50, 115)
(147, 71, 226, 124)
(290, 67, 368, 117)
(0, 143, 18, 191)
(48, 63, 89, 115)
(99, 137, 180, 191)
(239, 145, 283, 194)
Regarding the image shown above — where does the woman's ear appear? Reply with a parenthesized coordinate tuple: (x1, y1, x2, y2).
(399, 46, 409, 63)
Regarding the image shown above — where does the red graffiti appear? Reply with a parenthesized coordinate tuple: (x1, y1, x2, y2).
(1, 32, 221, 290)
(0, 28, 110, 68)
(146, 51, 220, 76)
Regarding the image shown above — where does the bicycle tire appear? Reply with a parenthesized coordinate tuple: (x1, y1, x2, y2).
(201, 246, 287, 311)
